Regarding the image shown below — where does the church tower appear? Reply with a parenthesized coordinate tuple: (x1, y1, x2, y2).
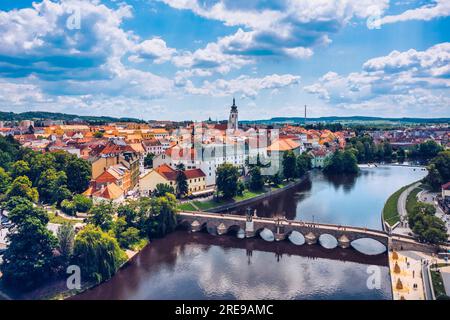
(227, 98, 238, 131)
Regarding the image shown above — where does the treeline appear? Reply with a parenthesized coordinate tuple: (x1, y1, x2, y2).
(424, 150, 450, 191)
(323, 149, 359, 174)
(408, 202, 447, 244)
(0, 135, 91, 207)
(213, 152, 312, 200)
(345, 135, 443, 163)
(0, 111, 145, 124)
(346, 135, 395, 163)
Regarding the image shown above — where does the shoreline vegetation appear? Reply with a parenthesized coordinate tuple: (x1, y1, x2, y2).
(382, 182, 418, 227)
(177, 182, 291, 212)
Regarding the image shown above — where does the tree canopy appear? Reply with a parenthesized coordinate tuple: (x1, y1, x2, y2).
(216, 163, 240, 199)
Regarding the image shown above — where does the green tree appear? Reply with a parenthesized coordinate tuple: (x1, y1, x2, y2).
(268, 171, 282, 186)
(0, 167, 11, 194)
(6, 175, 39, 203)
(296, 153, 312, 177)
(88, 202, 115, 231)
(425, 151, 450, 190)
(57, 222, 75, 266)
(0, 201, 58, 290)
(37, 168, 70, 204)
(282, 151, 297, 180)
(60, 199, 77, 216)
(175, 164, 189, 198)
(65, 157, 91, 194)
(216, 163, 239, 199)
(249, 166, 264, 191)
(411, 140, 443, 159)
(73, 194, 93, 212)
(73, 225, 126, 283)
(153, 183, 175, 197)
(147, 194, 178, 238)
(28, 152, 55, 185)
(113, 217, 141, 249)
(324, 150, 359, 174)
(93, 131, 104, 138)
(10, 160, 30, 179)
(144, 153, 155, 168)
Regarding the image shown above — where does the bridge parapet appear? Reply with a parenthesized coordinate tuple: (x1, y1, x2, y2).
(178, 211, 390, 247)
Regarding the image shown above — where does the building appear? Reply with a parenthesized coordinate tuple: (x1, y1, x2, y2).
(138, 164, 206, 196)
(90, 139, 140, 190)
(310, 148, 331, 168)
(227, 98, 238, 131)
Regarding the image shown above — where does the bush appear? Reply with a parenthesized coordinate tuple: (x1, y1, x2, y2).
(73, 194, 93, 212)
(60, 199, 76, 216)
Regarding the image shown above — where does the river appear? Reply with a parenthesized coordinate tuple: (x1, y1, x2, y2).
(74, 165, 427, 300)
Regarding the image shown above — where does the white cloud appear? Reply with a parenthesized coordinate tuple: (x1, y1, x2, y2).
(186, 73, 300, 97)
(129, 38, 177, 64)
(304, 43, 450, 113)
(0, 0, 135, 80)
(379, 0, 450, 25)
(160, 0, 389, 68)
(0, 0, 175, 101)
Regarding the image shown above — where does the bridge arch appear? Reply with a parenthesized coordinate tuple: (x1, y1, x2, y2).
(318, 234, 338, 249)
(256, 227, 275, 242)
(350, 238, 387, 255)
(287, 230, 305, 245)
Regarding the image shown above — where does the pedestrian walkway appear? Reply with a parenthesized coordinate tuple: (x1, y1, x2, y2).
(392, 183, 421, 236)
(389, 250, 425, 300)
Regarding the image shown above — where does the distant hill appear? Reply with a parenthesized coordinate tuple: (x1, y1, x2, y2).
(241, 116, 450, 124)
(0, 111, 145, 124)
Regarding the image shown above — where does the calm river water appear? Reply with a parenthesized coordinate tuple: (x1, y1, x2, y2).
(75, 166, 427, 300)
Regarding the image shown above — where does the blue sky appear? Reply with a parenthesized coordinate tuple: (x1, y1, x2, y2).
(0, 0, 449, 120)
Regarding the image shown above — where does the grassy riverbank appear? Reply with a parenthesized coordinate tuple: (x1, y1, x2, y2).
(405, 187, 422, 214)
(383, 185, 409, 226)
(179, 181, 294, 212)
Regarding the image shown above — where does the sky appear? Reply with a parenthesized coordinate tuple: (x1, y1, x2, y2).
(0, 0, 449, 121)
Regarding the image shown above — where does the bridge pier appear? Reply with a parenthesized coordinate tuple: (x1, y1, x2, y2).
(191, 220, 201, 232)
(338, 234, 350, 249)
(305, 232, 317, 245)
(245, 209, 256, 238)
(217, 223, 227, 235)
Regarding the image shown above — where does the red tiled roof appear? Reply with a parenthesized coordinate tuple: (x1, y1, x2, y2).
(442, 181, 450, 190)
(100, 142, 135, 155)
(95, 171, 117, 184)
(185, 168, 206, 179)
(155, 164, 205, 181)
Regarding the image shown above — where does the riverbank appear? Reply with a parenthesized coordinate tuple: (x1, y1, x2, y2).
(382, 180, 423, 230)
(179, 177, 306, 214)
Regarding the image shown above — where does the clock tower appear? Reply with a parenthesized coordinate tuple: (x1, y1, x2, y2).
(227, 98, 238, 131)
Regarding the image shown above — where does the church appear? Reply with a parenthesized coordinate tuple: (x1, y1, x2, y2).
(227, 98, 238, 131)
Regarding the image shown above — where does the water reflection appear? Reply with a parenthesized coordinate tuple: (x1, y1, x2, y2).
(323, 172, 358, 193)
(229, 166, 427, 229)
(74, 231, 391, 300)
(73, 166, 425, 300)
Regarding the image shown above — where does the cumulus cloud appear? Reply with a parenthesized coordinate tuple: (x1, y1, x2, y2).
(379, 0, 450, 25)
(304, 43, 450, 112)
(129, 38, 177, 64)
(0, 0, 135, 80)
(159, 0, 389, 71)
(185, 73, 301, 97)
(0, 0, 174, 101)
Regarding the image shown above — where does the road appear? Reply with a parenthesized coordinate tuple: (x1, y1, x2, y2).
(394, 182, 421, 235)
(418, 190, 450, 241)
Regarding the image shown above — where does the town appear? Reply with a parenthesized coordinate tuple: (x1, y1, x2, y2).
(1, 100, 448, 205)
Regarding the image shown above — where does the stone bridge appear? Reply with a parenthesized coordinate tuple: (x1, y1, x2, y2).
(178, 211, 390, 249)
